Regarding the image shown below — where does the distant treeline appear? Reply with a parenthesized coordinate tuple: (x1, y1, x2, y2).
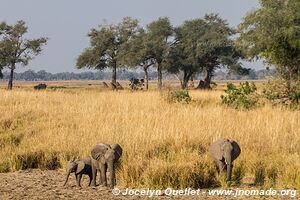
(1, 68, 275, 81)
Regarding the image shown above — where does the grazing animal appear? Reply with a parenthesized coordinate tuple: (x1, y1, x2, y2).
(63, 157, 93, 187)
(110, 82, 117, 90)
(102, 82, 109, 88)
(116, 82, 124, 90)
(209, 139, 241, 181)
(34, 83, 47, 90)
(90, 143, 122, 188)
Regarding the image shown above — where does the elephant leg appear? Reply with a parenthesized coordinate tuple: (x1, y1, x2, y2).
(226, 163, 233, 181)
(214, 159, 226, 174)
(77, 174, 82, 187)
(88, 174, 92, 186)
(91, 164, 97, 186)
(99, 164, 107, 186)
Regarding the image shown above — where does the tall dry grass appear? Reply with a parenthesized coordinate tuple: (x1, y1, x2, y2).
(0, 88, 299, 189)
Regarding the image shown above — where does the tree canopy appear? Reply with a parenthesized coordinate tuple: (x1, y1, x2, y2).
(145, 17, 173, 90)
(168, 14, 248, 89)
(237, 0, 300, 80)
(0, 20, 47, 89)
(76, 17, 139, 86)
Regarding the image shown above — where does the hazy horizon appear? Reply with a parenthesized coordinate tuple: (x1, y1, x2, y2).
(0, 0, 262, 73)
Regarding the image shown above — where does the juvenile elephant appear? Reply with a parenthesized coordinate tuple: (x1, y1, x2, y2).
(90, 143, 122, 188)
(209, 139, 241, 181)
(63, 157, 92, 187)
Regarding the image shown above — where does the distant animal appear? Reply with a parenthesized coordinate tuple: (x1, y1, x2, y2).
(110, 82, 117, 90)
(90, 143, 122, 188)
(116, 82, 124, 90)
(34, 83, 47, 90)
(102, 82, 109, 88)
(209, 139, 241, 181)
(63, 157, 93, 187)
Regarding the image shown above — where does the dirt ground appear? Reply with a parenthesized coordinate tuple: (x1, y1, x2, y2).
(0, 169, 293, 200)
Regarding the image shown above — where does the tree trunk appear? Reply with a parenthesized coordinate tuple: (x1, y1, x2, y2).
(112, 61, 117, 85)
(8, 67, 14, 90)
(182, 75, 188, 89)
(157, 63, 162, 90)
(144, 67, 149, 90)
(189, 75, 194, 89)
(182, 70, 193, 89)
(197, 68, 211, 89)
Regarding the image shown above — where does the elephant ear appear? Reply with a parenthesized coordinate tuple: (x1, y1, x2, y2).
(230, 140, 241, 160)
(91, 144, 109, 161)
(76, 161, 85, 174)
(111, 144, 123, 161)
(209, 139, 223, 161)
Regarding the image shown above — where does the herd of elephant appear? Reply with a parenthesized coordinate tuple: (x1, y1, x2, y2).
(63, 139, 241, 189)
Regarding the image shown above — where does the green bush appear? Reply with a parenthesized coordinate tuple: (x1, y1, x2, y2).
(221, 82, 258, 110)
(167, 90, 192, 104)
(263, 78, 300, 109)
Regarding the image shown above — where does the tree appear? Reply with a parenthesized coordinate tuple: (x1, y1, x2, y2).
(168, 14, 248, 89)
(76, 17, 139, 86)
(236, 0, 300, 81)
(146, 17, 173, 90)
(120, 29, 155, 90)
(0, 21, 47, 89)
(167, 19, 206, 89)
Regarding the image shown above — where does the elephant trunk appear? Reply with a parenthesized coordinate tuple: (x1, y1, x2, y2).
(224, 153, 232, 181)
(107, 162, 115, 188)
(225, 155, 232, 181)
(63, 169, 72, 186)
(227, 163, 232, 181)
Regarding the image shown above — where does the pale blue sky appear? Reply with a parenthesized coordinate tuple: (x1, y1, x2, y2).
(0, 0, 261, 73)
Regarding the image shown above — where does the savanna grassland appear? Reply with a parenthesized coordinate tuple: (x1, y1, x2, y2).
(0, 80, 299, 193)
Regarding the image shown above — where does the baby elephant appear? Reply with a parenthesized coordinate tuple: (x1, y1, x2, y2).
(63, 157, 93, 187)
(209, 139, 241, 181)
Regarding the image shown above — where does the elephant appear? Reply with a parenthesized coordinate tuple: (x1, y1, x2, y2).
(209, 139, 241, 181)
(63, 157, 93, 187)
(34, 83, 47, 90)
(90, 143, 122, 188)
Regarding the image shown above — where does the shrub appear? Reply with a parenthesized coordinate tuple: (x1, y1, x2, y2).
(221, 82, 258, 110)
(129, 78, 144, 90)
(263, 78, 300, 109)
(44, 151, 61, 170)
(143, 162, 218, 189)
(14, 151, 45, 170)
(253, 161, 266, 186)
(13, 150, 61, 170)
(0, 161, 10, 173)
(267, 166, 278, 187)
(232, 162, 246, 186)
(167, 90, 192, 104)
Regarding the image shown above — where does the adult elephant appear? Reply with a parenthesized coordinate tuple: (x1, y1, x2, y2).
(90, 143, 122, 188)
(209, 139, 241, 181)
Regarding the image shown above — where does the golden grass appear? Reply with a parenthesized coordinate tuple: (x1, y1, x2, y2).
(0, 86, 299, 189)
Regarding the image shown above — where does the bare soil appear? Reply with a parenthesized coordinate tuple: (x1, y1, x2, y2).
(0, 169, 286, 199)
